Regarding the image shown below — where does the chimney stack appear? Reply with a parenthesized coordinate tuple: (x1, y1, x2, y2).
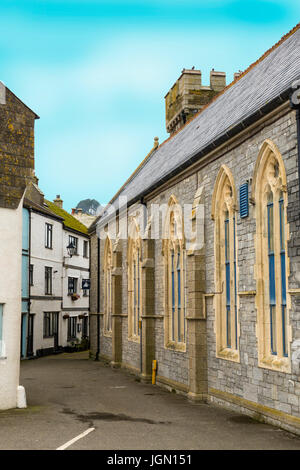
(210, 69, 226, 92)
(165, 68, 226, 135)
(53, 195, 63, 209)
(71, 208, 76, 215)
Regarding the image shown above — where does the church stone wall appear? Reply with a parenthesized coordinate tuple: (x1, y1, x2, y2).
(89, 104, 300, 433)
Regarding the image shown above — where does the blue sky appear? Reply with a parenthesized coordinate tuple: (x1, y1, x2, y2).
(1, 0, 300, 211)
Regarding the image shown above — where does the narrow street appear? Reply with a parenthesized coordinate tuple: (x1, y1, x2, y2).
(0, 352, 298, 450)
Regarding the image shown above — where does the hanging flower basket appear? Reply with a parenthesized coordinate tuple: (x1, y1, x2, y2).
(71, 293, 80, 301)
(63, 314, 70, 319)
(78, 314, 84, 319)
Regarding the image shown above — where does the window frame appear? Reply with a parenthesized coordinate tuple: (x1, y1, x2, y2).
(252, 139, 291, 373)
(103, 237, 113, 336)
(67, 316, 77, 340)
(68, 277, 78, 295)
(163, 196, 187, 352)
(211, 165, 240, 362)
(45, 223, 53, 249)
(83, 240, 89, 258)
(45, 266, 53, 295)
(128, 224, 142, 342)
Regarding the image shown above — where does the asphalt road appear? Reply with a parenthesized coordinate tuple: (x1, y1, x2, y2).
(0, 351, 299, 450)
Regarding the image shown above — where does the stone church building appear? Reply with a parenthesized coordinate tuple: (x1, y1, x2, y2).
(89, 24, 300, 434)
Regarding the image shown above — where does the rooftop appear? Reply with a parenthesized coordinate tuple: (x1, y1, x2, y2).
(90, 22, 300, 232)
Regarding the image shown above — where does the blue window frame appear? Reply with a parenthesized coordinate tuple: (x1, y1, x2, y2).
(133, 260, 136, 336)
(279, 194, 288, 357)
(171, 250, 175, 342)
(0, 304, 3, 356)
(233, 216, 238, 350)
(267, 192, 277, 355)
(225, 213, 231, 348)
(177, 250, 181, 342)
(137, 248, 140, 333)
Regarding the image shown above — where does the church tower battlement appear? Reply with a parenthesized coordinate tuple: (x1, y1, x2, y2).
(165, 68, 226, 135)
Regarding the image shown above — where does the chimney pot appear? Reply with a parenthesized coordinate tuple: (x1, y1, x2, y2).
(154, 137, 159, 148)
(53, 195, 63, 209)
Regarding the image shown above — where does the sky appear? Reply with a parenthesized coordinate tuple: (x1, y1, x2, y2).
(1, 0, 300, 211)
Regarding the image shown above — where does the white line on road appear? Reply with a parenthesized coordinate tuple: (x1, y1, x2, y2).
(56, 427, 95, 450)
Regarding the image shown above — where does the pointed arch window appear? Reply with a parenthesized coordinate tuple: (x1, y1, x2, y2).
(104, 237, 113, 336)
(163, 197, 186, 351)
(128, 221, 142, 342)
(212, 165, 239, 362)
(252, 140, 290, 372)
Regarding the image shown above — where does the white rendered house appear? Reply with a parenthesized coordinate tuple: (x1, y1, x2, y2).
(22, 188, 90, 357)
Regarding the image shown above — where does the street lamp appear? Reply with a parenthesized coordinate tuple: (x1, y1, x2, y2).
(66, 241, 76, 258)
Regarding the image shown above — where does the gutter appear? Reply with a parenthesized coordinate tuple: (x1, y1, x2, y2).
(96, 88, 292, 228)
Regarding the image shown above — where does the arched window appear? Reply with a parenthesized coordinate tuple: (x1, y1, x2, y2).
(212, 165, 239, 361)
(103, 236, 113, 335)
(128, 220, 142, 341)
(252, 140, 290, 372)
(163, 196, 186, 351)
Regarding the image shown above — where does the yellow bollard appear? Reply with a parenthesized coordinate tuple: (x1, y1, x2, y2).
(152, 359, 157, 385)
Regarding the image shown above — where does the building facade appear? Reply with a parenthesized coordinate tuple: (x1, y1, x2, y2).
(21, 188, 90, 358)
(89, 24, 300, 435)
(0, 82, 38, 409)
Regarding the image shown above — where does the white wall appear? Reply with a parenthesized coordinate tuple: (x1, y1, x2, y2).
(29, 213, 90, 353)
(0, 200, 23, 409)
(62, 231, 89, 343)
(30, 212, 63, 354)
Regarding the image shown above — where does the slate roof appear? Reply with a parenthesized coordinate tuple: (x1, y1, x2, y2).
(90, 23, 300, 231)
(45, 200, 88, 235)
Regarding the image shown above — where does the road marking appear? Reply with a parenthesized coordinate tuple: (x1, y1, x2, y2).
(56, 427, 95, 450)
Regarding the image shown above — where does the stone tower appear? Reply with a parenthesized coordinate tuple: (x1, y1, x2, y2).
(165, 68, 226, 135)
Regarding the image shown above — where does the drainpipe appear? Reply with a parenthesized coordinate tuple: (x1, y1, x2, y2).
(290, 89, 300, 213)
(95, 236, 101, 360)
(296, 108, 300, 214)
(27, 208, 32, 358)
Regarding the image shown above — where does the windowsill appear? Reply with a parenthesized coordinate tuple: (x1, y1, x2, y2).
(259, 355, 290, 373)
(165, 341, 186, 353)
(128, 335, 140, 344)
(45, 247, 53, 250)
(217, 348, 240, 363)
(45, 293, 53, 296)
(103, 331, 112, 338)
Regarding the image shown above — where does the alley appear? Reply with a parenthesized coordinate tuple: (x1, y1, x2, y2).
(0, 352, 299, 450)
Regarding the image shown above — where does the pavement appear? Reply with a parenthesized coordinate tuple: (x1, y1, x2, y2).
(0, 351, 299, 450)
